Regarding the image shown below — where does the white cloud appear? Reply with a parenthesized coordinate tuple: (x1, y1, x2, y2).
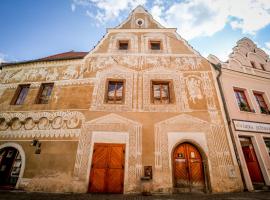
(0, 53, 7, 64)
(262, 41, 270, 55)
(72, 0, 270, 40)
(72, 0, 146, 24)
(266, 42, 270, 49)
(157, 0, 270, 40)
(71, 4, 76, 12)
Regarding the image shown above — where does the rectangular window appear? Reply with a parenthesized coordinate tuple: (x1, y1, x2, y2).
(250, 61, 256, 68)
(11, 84, 30, 105)
(264, 138, 270, 157)
(254, 92, 269, 114)
(36, 83, 54, 104)
(150, 41, 161, 50)
(260, 64, 265, 71)
(106, 80, 124, 104)
(118, 41, 129, 50)
(234, 89, 251, 112)
(151, 81, 171, 104)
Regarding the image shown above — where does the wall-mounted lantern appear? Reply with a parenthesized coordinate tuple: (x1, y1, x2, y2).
(30, 138, 41, 154)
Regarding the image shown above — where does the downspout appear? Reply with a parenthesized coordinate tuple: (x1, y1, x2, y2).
(211, 63, 247, 190)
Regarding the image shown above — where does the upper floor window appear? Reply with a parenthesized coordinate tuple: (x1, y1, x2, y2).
(118, 41, 129, 50)
(234, 89, 251, 112)
(11, 84, 30, 105)
(150, 41, 161, 50)
(254, 92, 269, 114)
(36, 83, 54, 104)
(105, 80, 124, 104)
(250, 61, 256, 68)
(151, 81, 172, 104)
(260, 64, 265, 71)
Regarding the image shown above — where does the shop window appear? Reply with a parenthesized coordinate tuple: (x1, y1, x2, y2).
(36, 83, 54, 104)
(234, 89, 252, 112)
(151, 81, 172, 104)
(254, 92, 269, 114)
(11, 84, 30, 105)
(118, 41, 129, 50)
(150, 41, 161, 50)
(264, 138, 270, 157)
(105, 80, 124, 104)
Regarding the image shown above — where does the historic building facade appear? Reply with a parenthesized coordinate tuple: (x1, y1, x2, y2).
(0, 6, 243, 194)
(208, 38, 270, 191)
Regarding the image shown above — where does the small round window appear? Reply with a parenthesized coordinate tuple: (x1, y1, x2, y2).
(136, 18, 144, 26)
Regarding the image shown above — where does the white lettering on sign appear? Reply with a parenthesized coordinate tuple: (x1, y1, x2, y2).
(233, 120, 270, 133)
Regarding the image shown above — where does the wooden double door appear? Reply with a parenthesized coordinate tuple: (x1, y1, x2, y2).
(240, 137, 264, 185)
(88, 143, 125, 193)
(173, 143, 205, 192)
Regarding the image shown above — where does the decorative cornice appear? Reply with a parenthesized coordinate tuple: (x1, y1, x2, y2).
(0, 129, 81, 138)
(0, 111, 85, 138)
(0, 78, 96, 89)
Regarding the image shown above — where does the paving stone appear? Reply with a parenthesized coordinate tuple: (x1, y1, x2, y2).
(0, 191, 270, 200)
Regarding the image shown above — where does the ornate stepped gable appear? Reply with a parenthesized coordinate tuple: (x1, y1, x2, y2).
(229, 38, 270, 70)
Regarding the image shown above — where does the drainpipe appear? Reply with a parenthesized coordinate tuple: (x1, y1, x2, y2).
(211, 63, 247, 190)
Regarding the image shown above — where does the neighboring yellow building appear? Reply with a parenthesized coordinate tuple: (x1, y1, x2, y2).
(0, 6, 243, 194)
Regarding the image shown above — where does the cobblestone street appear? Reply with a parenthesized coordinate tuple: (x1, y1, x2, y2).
(0, 191, 270, 200)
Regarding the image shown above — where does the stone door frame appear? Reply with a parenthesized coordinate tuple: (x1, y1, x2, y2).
(73, 113, 143, 193)
(0, 142, 26, 189)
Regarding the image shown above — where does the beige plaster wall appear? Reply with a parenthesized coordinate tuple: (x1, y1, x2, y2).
(0, 6, 244, 194)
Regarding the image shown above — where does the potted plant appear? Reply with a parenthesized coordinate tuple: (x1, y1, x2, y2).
(260, 106, 270, 114)
(239, 102, 250, 112)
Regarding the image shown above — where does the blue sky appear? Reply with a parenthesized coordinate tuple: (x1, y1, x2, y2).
(0, 0, 270, 63)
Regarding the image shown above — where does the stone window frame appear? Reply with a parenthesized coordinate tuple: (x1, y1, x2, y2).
(90, 68, 133, 112)
(118, 40, 129, 51)
(150, 79, 175, 104)
(104, 79, 126, 104)
(108, 33, 138, 53)
(10, 84, 31, 105)
(252, 90, 270, 114)
(142, 71, 182, 112)
(149, 40, 162, 51)
(141, 33, 171, 54)
(233, 87, 254, 113)
(35, 82, 54, 104)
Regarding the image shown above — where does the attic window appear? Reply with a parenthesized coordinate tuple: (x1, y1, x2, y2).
(118, 41, 129, 50)
(137, 20, 143, 25)
(150, 41, 161, 50)
(136, 18, 144, 26)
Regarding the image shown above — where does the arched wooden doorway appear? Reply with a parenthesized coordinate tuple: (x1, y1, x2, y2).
(0, 147, 22, 189)
(173, 142, 205, 192)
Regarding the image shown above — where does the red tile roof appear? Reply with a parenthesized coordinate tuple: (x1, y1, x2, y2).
(38, 51, 88, 61)
(0, 51, 88, 67)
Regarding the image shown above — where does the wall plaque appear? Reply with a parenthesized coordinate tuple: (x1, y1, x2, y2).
(233, 119, 270, 133)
